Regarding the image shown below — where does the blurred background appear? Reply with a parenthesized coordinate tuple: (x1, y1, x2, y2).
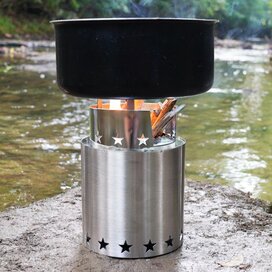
(0, 0, 272, 39)
(0, 0, 271, 211)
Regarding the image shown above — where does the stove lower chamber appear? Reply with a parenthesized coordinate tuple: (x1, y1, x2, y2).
(81, 138, 185, 258)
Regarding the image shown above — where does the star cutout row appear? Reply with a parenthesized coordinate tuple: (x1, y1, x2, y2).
(112, 135, 149, 147)
(86, 236, 174, 252)
(94, 131, 149, 147)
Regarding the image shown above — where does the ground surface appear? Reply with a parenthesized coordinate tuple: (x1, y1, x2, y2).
(0, 181, 271, 272)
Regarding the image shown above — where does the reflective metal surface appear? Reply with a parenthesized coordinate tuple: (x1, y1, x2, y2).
(89, 106, 176, 149)
(81, 137, 185, 258)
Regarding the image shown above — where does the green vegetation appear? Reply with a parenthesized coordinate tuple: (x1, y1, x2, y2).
(0, 0, 272, 39)
(0, 15, 15, 34)
(0, 14, 53, 39)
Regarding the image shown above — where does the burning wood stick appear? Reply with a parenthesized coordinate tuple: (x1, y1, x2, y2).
(150, 110, 159, 125)
(134, 100, 144, 110)
(150, 102, 162, 124)
(152, 104, 185, 137)
(97, 99, 103, 109)
(151, 98, 177, 128)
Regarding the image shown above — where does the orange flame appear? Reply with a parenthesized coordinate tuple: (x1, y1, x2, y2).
(109, 99, 122, 110)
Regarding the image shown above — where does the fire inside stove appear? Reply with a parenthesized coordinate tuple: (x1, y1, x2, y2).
(90, 98, 184, 149)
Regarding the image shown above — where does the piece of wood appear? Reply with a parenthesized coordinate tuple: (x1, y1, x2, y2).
(150, 109, 160, 125)
(121, 101, 127, 109)
(152, 104, 185, 137)
(97, 99, 103, 109)
(152, 98, 177, 129)
(134, 100, 144, 110)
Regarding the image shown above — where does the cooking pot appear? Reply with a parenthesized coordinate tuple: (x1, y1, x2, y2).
(51, 18, 217, 99)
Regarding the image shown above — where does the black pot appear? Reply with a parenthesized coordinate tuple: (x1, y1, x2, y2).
(52, 18, 217, 99)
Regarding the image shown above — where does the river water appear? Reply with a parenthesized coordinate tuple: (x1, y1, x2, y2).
(0, 44, 271, 211)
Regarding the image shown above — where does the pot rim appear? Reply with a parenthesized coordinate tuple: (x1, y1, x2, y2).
(50, 17, 218, 25)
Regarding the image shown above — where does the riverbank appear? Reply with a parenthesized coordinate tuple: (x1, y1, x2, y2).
(0, 15, 53, 40)
(0, 181, 271, 272)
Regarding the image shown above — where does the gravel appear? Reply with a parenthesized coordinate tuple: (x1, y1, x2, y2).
(0, 181, 271, 272)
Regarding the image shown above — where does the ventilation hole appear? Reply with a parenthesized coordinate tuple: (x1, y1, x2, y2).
(119, 240, 132, 253)
(143, 239, 156, 252)
(98, 238, 109, 249)
(165, 235, 173, 247)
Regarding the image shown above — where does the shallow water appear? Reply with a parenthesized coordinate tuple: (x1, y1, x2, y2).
(0, 45, 271, 211)
(181, 47, 272, 202)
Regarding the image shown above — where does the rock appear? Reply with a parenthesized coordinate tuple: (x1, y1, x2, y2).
(218, 255, 244, 267)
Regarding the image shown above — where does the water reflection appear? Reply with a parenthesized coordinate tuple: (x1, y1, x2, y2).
(0, 57, 90, 210)
(0, 45, 271, 211)
(222, 148, 267, 192)
(181, 46, 272, 202)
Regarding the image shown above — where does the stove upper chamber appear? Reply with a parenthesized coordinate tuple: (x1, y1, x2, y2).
(89, 99, 179, 149)
(52, 18, 217, 99)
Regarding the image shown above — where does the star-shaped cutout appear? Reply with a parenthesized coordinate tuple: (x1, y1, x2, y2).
(112, 137, 124, 146)
(119, 240, 132, 253)
(143, 239, 156, 252)
(95, 131, 102, 143)
(137, 134, 149, 146)
(165, 236, 173, 247)
(98, 238, 109, 250)
(86, 235, 91, 243)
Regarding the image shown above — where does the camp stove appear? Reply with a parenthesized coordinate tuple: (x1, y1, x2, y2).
(52, 18, 216, 258)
